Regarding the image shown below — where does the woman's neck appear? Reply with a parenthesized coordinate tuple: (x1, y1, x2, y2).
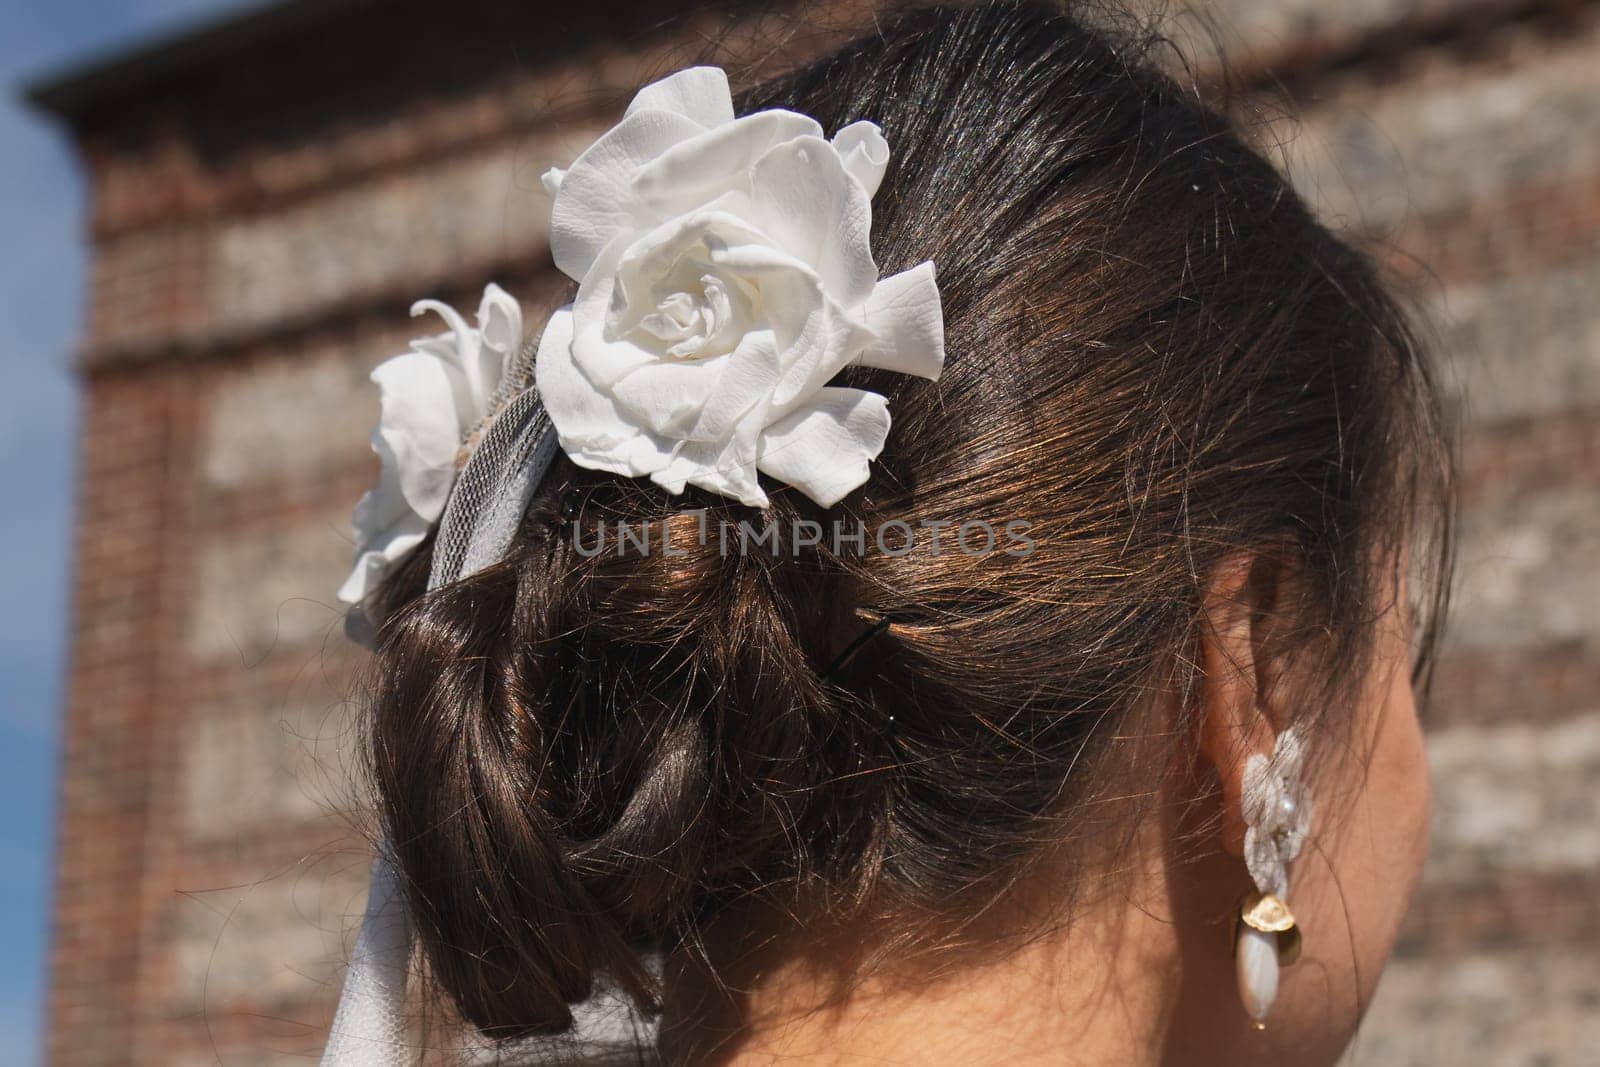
(661, 863, 1185, 1066)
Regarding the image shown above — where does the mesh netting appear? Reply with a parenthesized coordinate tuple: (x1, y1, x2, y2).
(427, 340, 556, 592)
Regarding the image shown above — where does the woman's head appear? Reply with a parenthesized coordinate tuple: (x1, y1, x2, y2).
(358, 2, 1450, 1061)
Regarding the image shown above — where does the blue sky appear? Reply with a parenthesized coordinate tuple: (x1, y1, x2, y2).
(1, 2, 261, 1060)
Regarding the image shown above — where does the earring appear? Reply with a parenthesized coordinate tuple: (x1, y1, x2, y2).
(1233, 724, 1312, 1029)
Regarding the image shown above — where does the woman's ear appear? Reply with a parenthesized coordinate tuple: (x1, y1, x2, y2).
(1197, 553, 1283, 856)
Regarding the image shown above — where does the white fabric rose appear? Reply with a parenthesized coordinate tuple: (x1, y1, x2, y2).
(338, 283, 523, 604)
(536, 66, 945, 508)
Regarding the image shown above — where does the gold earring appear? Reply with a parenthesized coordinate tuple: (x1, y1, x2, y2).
(1235, 724, 1313, 1030)
(1232, 889, 1302, 1029)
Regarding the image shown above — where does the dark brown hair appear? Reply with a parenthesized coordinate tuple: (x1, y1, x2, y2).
(359, 0, 1452, 1046)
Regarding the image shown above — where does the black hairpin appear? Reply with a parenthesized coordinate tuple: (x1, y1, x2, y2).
(822, 609, 894, 682)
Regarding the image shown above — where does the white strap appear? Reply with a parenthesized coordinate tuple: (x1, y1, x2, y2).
(328, 388, 555, 1063)
(322, 853, 412, 1065)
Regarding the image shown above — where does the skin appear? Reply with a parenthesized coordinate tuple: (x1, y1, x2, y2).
(664, 557, 1431, 1065)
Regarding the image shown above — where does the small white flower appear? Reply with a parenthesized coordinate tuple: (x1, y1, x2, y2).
(1241, 724, 1313, 899)
(338, 283, 523, 604)
(536, 66, 945, 508)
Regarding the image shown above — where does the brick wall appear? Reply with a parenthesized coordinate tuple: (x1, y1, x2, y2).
(1267, 13, 1600, 1063)
(38, 0, 1599, 1062)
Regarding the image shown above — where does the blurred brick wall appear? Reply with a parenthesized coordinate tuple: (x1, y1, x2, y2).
(1272, 9, 1600, 1062)
(38, 0, 1598, 1063)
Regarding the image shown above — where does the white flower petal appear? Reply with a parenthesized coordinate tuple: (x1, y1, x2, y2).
(550, 109, 706, 281)
(371, 352, 469, 522)
(700, 239, 872, 406)
(655, 404, 770, 507)
(609, 355, 728, 438)
(705, 238, 822, 341)
(690, 329, 784, 444)
(633, 110, 823, 214)
(477, 282, 523, 369)
(571, 233, 663, 386)
(854, 261, 946, 380)
(537, 305, 659, 467)
(597, 432, 679, 480)
(339, 439, 426, 605)
(756, 300, 870, 423)
(571, 330, 660, 393)
(748, 135, 878, 308)
(757, 387, 890, 506)
(832, 120, 890, 198)
(601, 206, 762, 349)
(409, 296, 472, 345)
(338, 515, 429, 605)
(350, 431, 412, 540)
(409, 297, 497, 417)
(622, 66, 734, 129)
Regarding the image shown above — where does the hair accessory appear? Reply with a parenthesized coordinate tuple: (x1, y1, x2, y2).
(1232, 724, 1313, 1030)
(821, 608, 894, 680)
(325, 65, 945, 1064)
(536, 65, 945, 508)
(337, 283, 525, 608)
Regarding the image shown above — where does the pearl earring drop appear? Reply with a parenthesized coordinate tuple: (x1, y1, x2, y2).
(1233, 890, 1302, 1028)
(1234, 725, 1312, 1029)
